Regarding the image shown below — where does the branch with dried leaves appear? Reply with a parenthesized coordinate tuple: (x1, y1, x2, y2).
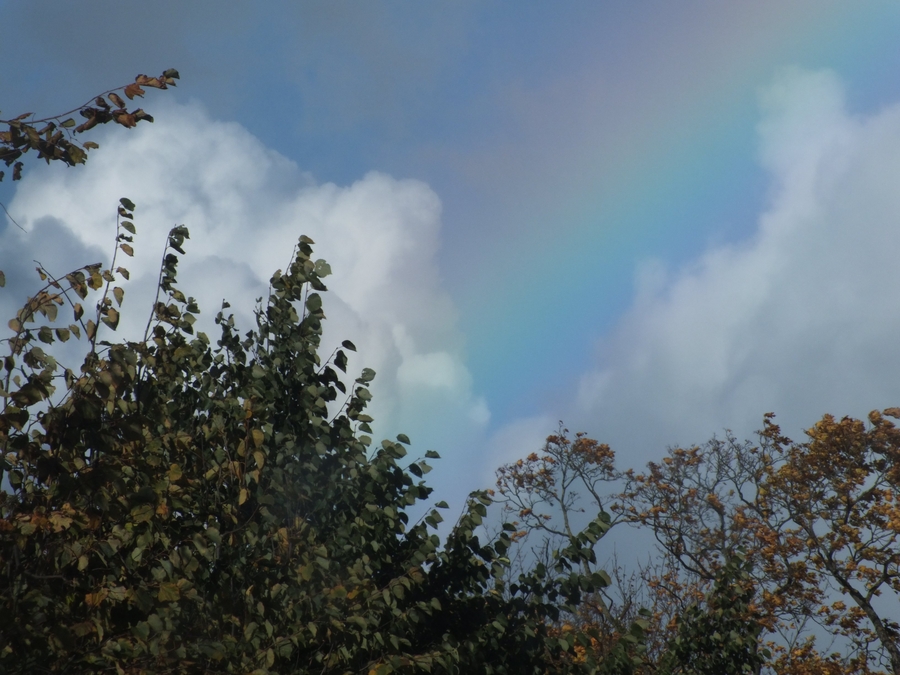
(0, 68, 179, 182)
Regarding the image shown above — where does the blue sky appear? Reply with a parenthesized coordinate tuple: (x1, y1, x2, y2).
(4, 1, 900, 512)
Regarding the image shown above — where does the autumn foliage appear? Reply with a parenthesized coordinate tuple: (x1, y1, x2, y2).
(496, 413, 900, 674)
(0, 69, 179, 183)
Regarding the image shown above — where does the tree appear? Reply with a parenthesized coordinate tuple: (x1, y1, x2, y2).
(496, 414, 900, 673)
(0, 82, 620, 675)
(757, 412, 900, 674)
(619, 413, 900, 674)
(494, 428, 770, 674)
(654, 551, 769, 675)
(0, 80, 618, 673)
(0, 189, 618, 672)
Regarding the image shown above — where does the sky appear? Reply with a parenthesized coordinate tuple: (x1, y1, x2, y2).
(4, 1, 900, 516)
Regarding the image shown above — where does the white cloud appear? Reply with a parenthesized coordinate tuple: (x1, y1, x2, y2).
(480, 414, 556, 490)
(574, 67, 900, 465)
(0, 100, 489, 501)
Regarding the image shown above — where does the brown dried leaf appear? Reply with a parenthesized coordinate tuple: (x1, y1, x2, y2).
(74, 117, 98, 134)
(124, 83, 145, 100)
(102, 307, 119, 330)
(113, 112, 136, 128)
(136, 75, 163, 89)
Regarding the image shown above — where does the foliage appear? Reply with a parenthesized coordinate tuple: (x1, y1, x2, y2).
(655, 551, 769, 675)
(0, 69, 178, 183)
(495, 426, 621, 547)
(618, 414, 900, 674)
(757, 412, 900, 674)
(499, 413, 900, 673)
(494, 426, 633, 662)
(0, 193, 615, 673)
(495, 429, 771, 674)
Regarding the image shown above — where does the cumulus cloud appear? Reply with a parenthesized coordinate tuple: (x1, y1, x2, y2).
(480, 414, 557, 489)
(0, 99, 489, 502)
(572, 67, 900, 465)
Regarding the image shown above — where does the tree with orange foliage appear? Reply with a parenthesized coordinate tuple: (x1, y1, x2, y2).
(756, 410, 900, 674)
(495, 427, 770, 674)
(494, 426, 652, 668)
(618, 410, 900, 674)
(494, 427, 620, 618)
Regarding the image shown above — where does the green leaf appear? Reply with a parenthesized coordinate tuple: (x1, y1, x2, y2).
(158, 582, 180, 602)
(306, 293, 322, 312)
(314, 259, 332, 277)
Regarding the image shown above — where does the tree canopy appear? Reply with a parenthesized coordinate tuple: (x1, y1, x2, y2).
(0, 194, 620, 672)
(496, 415, 900, 674)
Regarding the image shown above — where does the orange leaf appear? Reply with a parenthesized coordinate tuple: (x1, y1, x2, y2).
(124, 83, 145, 100)
(113, 112, 136, 128)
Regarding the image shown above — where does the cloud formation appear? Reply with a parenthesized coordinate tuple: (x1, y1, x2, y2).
(571, 68, 900, 465)
(1, 100, 489, 501)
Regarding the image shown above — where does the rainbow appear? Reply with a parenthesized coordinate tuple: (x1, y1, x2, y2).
(457, 3, 900, 422)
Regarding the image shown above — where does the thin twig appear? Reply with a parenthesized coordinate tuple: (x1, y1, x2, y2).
(0, 201, 26, 233)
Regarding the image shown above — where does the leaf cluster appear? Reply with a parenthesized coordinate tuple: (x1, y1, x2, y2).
(0, 69, 178, 182)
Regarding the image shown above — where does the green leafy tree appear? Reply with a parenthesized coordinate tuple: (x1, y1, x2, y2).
(655, 551, 769, 675)
(0, 192, 613, 673)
